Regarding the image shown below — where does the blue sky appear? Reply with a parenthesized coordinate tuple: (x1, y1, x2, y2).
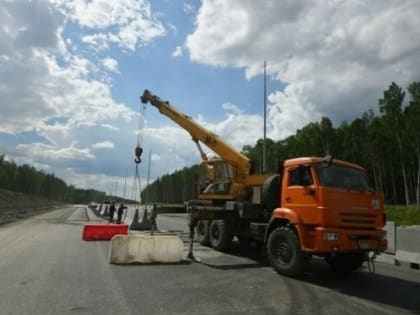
(0, 0, 419, 200)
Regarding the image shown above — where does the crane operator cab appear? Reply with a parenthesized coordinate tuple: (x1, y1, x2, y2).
(199, 160, 236, 196)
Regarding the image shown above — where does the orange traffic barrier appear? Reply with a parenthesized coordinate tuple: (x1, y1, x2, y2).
(82, 224, 128, 241)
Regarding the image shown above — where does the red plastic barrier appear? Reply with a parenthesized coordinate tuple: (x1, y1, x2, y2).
(82, 224, 128, 241)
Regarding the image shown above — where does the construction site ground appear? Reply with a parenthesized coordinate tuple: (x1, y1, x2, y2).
(0, 205, 419, 315)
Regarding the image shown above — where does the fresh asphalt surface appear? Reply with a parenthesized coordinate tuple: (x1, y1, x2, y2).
(0, 205, 419, 315)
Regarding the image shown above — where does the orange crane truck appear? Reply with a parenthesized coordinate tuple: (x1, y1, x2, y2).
(141, 90, 387, 277)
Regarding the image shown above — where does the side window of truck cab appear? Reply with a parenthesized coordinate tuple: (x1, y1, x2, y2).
(289, 166, 313, 186)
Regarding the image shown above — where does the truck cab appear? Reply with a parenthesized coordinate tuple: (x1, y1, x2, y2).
(265, 157, 387, 276)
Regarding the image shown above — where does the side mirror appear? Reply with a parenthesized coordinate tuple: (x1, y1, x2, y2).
(322, 155, 333, 168)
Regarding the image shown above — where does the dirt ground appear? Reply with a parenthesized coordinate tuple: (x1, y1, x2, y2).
(0, 189, 64, 225)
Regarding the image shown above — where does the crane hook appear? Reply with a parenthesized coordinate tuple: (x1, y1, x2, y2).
(135, 145, 143, 164)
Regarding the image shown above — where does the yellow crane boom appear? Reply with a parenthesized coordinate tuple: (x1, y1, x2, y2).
(140, 89, 251, 180)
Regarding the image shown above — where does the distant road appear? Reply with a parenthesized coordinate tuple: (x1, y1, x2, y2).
(0, 205, 419, 315)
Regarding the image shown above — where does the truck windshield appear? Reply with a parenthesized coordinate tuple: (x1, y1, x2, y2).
(315, 163, 374, 192)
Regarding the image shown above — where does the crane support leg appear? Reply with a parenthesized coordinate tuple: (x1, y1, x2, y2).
(187, 223, 195, 260)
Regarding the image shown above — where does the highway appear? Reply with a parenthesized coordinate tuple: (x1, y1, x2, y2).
(0, 205, 419, 315)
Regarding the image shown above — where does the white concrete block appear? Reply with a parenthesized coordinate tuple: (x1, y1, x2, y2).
(384, 221, 396, 254)
(109, 234, 184, 264)
(396, 250, 420, 264)
(375, 253, 396, 265)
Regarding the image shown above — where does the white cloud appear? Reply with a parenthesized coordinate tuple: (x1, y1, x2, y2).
(171, 46, 183, 57)
(16, 143, 95, 161)
(186, 0, 420, 137)
(267, 85, 322, 140)
(0, 1, 134, 135)
(81, 33, 112, 51)
(59, 170, 139, 199)
(0, 0, 159, 197)
(184, 3, 196, 15)
(196, 111, 262, 153)
(54, 0, 166, 51)
(167, 23, 177, 34)
(92, 141, 115, 149)
(151, 154, 161, 162)
(102, 57, 119, 73)
(100, 124, 120, 131)
(222, 102, 242, 115)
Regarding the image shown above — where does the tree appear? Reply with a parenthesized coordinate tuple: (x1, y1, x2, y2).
(406, 82, 420, 207)
(379, 82, 410, 205)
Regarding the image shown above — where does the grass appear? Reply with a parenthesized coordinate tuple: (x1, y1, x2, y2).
(0, 188, 46, 203)
(385, 204, 420, 226)
(0, 189, 66, 225)
(0, 188, 63, 214)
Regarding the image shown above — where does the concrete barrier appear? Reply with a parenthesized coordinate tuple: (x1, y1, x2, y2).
(100, 205, 109, 217)
(109, 234, 184, 264)
(376, 221, 420, 270)
(82, 224, 128, 241)
(384, 221, 396, 254)
(122, 206, 135, 225)
(396, 250, 420, 269)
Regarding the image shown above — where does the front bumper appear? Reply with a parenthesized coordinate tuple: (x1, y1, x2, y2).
(312, 227, 387, 253)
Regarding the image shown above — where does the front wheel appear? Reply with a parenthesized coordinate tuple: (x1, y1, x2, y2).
(266, 226, 305, 277)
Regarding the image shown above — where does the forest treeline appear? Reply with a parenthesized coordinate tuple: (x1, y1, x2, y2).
(0, 155, 106, 203)
(142, 82, 420, 206)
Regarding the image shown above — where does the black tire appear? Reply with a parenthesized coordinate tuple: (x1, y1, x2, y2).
(266, 226, 305, 277)
(325, 252, 365, 273)
(196, 220, 210, 246)
(209, 220, 231, 251)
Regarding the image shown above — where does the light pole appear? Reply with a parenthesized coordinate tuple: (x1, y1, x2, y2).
(263, 60, 267, 173)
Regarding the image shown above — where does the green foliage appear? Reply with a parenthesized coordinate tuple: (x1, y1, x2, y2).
(385, 205, 420, 226)
(141, 165, 200, 203)
(0, 155, 106, 203)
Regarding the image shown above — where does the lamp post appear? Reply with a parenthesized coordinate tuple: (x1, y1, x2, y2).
(263, 60, 267, 173)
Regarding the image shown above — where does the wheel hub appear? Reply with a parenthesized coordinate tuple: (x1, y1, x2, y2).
(275, 241, 292, 263)
(213, 228, 220, 240)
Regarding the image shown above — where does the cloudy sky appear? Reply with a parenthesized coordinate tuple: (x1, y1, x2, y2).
(1, 0, 419, 199)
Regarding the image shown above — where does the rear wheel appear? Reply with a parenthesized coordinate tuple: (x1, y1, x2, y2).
(196, 220, 210, 246)
(209, 220, 231, 251)
(325, 252, 365, 273)
(266, 226, 304, 277)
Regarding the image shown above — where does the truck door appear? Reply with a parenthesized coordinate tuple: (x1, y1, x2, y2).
(283, 165, 319, 224)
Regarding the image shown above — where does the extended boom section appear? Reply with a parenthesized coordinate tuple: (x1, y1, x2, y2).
(141, 90, 251, 180)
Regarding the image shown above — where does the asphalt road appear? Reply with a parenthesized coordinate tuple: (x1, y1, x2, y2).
(0, 205, 419, 315)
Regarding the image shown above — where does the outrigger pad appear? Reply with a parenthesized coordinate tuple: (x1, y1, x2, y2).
(130, 208, 154, 231)
(82, 224, 128, 241)
(109, 234, 184, 264)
